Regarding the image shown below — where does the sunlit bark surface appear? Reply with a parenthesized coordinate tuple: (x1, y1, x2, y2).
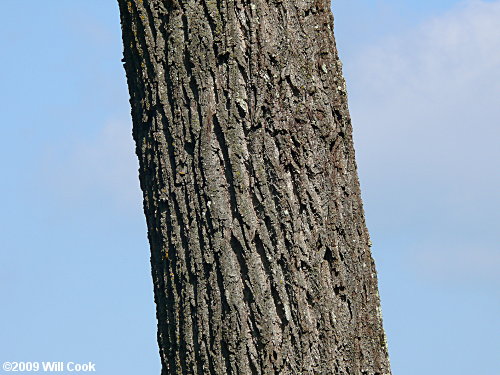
(118, 0, 391, 374)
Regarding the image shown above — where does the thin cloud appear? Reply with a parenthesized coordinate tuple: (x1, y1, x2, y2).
(409, 244, 500, 285)
(40, 120, 141, 211)
(346, 0, 500, 282)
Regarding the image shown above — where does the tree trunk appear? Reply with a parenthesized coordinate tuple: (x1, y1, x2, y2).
(118, 0, 391, 374)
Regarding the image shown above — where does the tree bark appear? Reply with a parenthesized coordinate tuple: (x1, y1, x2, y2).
(118, 0, 391, 374)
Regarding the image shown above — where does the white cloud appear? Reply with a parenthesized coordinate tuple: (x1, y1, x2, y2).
(349, 0, 500, 151)
(345, 0, 500, 282)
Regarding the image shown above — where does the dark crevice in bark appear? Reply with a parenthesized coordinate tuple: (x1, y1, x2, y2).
(220, 337, 233, 375)
(212, 116, 238, 218)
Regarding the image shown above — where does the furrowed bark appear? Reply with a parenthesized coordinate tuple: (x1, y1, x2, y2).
(118, 0, 391, 374)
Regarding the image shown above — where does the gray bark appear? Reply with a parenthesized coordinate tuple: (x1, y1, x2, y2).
(118, 0, 391, 374)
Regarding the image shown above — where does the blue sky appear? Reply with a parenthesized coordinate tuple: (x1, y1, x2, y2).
(0, 1, 498, 374)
